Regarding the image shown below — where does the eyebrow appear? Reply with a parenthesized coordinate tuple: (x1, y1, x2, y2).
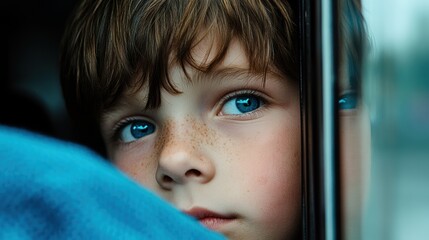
(101, 66, 288, 121)
(189, 66, 287, 88)
(193, 67, 257, 83)
(100, 89, 149, 125)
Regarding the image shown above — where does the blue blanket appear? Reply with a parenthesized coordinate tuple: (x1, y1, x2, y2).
(0, 125, 225, 239)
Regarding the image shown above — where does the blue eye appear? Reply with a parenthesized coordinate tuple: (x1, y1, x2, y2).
(119, 120, 156, 143)
(338, 92, 358, 110)
(221, 94, 263, 115)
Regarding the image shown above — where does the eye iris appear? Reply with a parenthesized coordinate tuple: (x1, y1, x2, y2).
(236, 95, 260, 113)
(338, 92, 357, 110)
(130, 121, 155, 139)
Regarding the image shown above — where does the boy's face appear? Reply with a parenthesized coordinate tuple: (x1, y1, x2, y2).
(100, 38, 301, 239)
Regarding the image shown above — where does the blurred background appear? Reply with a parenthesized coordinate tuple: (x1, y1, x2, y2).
(0, 0, 76, 140)
(360, 0, 429, 239)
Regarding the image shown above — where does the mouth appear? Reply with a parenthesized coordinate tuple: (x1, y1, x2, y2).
(183, 207, 237, 230)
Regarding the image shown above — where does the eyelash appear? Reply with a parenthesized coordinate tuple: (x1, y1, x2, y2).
(338, 91, 358, 110)
(111, 116, 152, 143)
(217, 89, 267, 117)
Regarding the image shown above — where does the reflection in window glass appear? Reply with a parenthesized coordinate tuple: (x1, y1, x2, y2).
(338, 1, 371, 239)
(345, 0, 429, 239)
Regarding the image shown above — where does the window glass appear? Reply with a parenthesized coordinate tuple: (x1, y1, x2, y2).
(340, 0, 429, 239)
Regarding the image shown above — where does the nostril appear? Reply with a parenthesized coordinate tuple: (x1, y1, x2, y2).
(163, 175, 173, 183)
(185, 169, 201, 177)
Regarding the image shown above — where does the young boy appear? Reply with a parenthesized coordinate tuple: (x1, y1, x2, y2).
(60, 0, 301, 239)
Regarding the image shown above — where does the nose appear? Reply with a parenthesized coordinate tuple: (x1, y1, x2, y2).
(155, 123, 215, 189)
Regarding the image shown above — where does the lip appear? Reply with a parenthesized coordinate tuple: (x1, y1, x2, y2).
(183, 207, 237, 230)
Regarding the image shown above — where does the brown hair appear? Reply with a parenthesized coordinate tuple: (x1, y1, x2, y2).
(60, 0, 297, 153)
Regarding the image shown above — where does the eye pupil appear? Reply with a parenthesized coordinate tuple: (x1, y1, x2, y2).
(237, 98, 251, 106)
(131, 121, 155, 139)
(220, 93, 263, 116)
(236, 95, 260, 113)
(338, 92, 357, 110)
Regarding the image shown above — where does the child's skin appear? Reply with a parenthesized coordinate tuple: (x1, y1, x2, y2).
(60, 0, 300, 239)
(100, 37, 301, 239)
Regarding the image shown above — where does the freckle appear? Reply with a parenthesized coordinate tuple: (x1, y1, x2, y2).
(152, 120, 170, 159)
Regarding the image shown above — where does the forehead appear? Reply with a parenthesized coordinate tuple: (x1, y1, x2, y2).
(167, 38, 293, 97)
(189, 36, 250, 70)
(172, 35, 285, 83)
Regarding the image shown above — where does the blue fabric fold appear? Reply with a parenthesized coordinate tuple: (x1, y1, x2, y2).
(0, 125, 225, 240)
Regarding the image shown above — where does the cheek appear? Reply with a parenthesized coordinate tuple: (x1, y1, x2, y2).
(228, 118, 301, 232)
(249, 131, 300, 208)
(110, 143, 158, 188)
(339, 108, 372, 221)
